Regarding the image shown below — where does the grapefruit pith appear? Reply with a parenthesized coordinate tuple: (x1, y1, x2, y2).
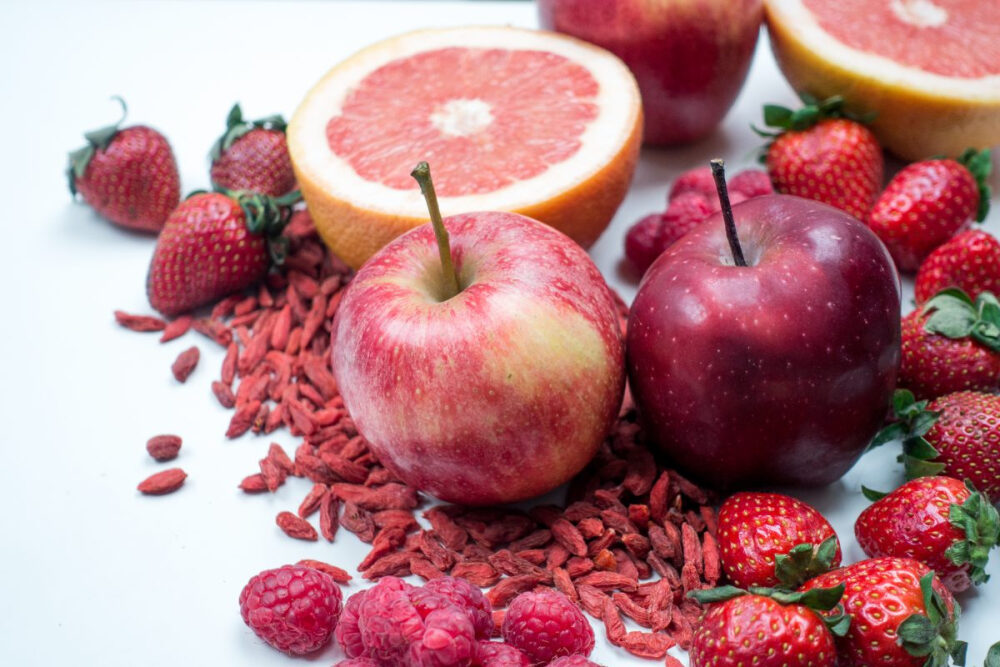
(288, 26, 642, 269)
(765, 0, 1000, 160)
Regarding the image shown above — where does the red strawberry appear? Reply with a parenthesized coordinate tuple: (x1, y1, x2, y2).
(716, 492, 841, 589)
(856, 476, 999, 593)
(916, 230, 1000, 305)
(868, 149, 991, 272)
(872, 389, 1000, 502)
(67, 97, 180, 232)
(758, 95, 883, 221)
(147, 190, 297, 316)
(689, 584, 847, 666)
(899, 288, 1000, 399)
(800, 557, 964, 667)
(210, 103, 295, 197)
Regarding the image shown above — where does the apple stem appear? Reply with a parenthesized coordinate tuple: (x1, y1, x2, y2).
(710, 159, 748, 268)
(411, 161, 461, 299)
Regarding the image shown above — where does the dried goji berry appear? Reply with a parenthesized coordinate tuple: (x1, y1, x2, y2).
(275, 511, 317, 541)
(146, 434, 182, 461)
(137, 468, 186, 495)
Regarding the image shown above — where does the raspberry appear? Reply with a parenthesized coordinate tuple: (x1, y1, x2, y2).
(624, 213, 664, 274)
(501, 589, 595, 665)
(333, 659, 382, 666)
(336, 588, 371, 658)
(548, 657, 604, 667)
(425, 576, 493, 640)
(238, 565, 342, 655)
(475, 640, 531, 666)
(659, 192, 714, 250)
(728, 168, 774, 199)
(406, 606, 478, 667)
(359, 586, 426, 661)
(668, 166, 716, 202)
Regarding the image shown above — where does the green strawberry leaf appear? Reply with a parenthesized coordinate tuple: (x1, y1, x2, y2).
(902, 454, 948, 480)
(757, 95, 875, 142)
(958, 147, 992, 222)
(869, 421, 907, 451)
(824, 604, 852, 637)
(899, 614, 937, 651)
(945, 481, 1000, 586)
(903, 436, 941, 460)
(210, 102, 289, 162)
(986, 641, 1000, 667)
(923, 287, 1000, 352)
(862, 485, 888, 501)
(688, 585, 746, 604)
(748, 582, 846, 612)
(899, 573, 965, 667)
(774, 537, 840, 589)
(67, 97, 127, 192)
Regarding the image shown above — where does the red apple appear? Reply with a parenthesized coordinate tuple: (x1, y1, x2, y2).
(538, 0, 764, 145)
(331, 163, 625, 505)
(627, 161, 900, 489)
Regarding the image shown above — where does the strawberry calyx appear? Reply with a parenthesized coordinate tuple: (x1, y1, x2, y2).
(205, 188, 302, 265)
(774, 536, 839, 589)
(689, 582, 850, 637)
(67, 96, 129, 195)
(956, 148, 992, 222)
(753, 93, 875, 139)
(944, 480, 1000, 587)
(987, 642, 1000, 667)
(869, 388, 946, 480)
(897, 573, 966, 666)
(921, 287, 1000, 353)
(210, 103, 287, 163)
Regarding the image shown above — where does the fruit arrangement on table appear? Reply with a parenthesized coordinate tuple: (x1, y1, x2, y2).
(66, 0, 1000, 665)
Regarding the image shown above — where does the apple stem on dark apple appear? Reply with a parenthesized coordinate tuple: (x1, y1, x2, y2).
(411, 161, 461, 299)
(710, 159, 748, 268)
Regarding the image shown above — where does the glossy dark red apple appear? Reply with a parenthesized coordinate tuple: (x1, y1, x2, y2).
(538, 0, 764, 145)
(626, 161, 901, 488)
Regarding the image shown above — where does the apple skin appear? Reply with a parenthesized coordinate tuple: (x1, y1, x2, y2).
(538, 0, 763, 145)
(627, 195, 901, 489)
(331, 211, 625, 505)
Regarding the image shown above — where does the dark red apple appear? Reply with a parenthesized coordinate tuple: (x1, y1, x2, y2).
(332, 163, 625, 505)
(538, 0, 764, 145)
(626, 162, 901, 488)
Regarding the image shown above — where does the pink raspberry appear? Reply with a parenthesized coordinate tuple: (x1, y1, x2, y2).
(359, 587, 427, 662)
(239, 565, 342, 656)
(501, 590, 594, 665)
(406, 606, 478, 667)
(335, 588, 370, 658)
(475, 640, 531, 666)
(333, 659, 381, 666)
(425, 576, 493, 640)
(624, 213, 665, 274)
(728, 168, 774, 198)
(659, 192, 714, 250)
(547, 656, 603, 667)
(668, 166, 716, 202)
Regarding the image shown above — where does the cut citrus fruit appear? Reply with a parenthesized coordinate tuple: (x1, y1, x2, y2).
(288, 26, 642, 269)
(765, 0, 1000, 160)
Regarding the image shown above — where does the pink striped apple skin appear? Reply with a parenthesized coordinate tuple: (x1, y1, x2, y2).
(331, 211, 625, 505)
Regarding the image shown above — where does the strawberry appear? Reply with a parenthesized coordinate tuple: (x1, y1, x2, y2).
(688, 583, 848, 666)
(871, 389, 1000, 502)
(210, 103, 295, 197)
(868, 149, 991, 272)
(800, 557, 965, 667)
(757, 95, 883, 221)
(916, 230, 1000, 305)
(856, 477, 999, 593)
(899, 288, 1000, 399)
(67, 97, 180, 232)
(147, 190, 298, 316)
(716, 492, 841, 589)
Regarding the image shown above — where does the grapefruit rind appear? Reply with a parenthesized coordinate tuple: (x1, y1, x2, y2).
(288, 26, 642, 269)
(765, 0, 1000, 160)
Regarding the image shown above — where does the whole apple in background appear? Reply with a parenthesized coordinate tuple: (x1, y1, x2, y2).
(538, 0, 763, 145)
(332, 162, 625, 506)
(627, 160, 900, 489)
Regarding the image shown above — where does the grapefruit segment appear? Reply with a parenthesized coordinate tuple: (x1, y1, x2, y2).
(765, 0, 1000, 160)
(289, 27, 642, 269)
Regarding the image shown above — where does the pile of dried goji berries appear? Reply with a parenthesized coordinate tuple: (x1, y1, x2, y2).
(117, 210, 718, 658)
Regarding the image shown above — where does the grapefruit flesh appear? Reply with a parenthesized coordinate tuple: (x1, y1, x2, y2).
(766, 0, 1000, 160)
(289, 27, 642, 269)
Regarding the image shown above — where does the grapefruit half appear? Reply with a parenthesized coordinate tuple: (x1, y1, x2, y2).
(765, 0, 1000, 160)
(288, 26, 642, 269)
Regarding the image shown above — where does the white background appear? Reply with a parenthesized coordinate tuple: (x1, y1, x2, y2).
(1, 1, 998, 665)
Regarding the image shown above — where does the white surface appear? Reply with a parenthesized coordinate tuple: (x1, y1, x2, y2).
(1, 1, 998, 665)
